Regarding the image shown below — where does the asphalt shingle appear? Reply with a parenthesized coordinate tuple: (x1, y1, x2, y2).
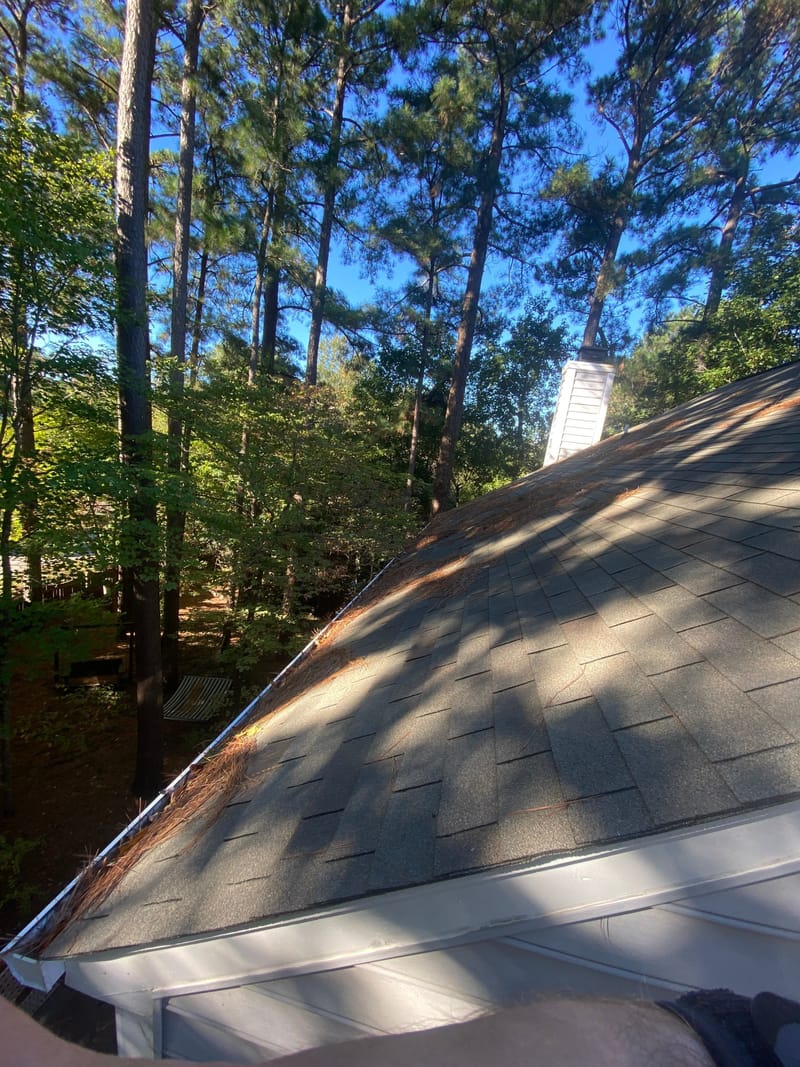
(40, 360, 800, 960)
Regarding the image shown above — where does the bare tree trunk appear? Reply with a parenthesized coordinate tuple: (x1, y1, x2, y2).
(703, 162, 749, 323)
(115, 0, 162, 801)
(406, 368, 423, 501)
(406, 280, 435, 501)
(580, 166, 638, 352)
(431, 87, 508, 515)
(305, 4, 352, 386)
(250, 190, 276, 379)
(7, 4, 41, 602)
(163, 0, 203, 690)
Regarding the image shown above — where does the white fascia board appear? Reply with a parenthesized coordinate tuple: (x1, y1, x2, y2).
(3, 952, 64, 993)
(62, 799, 800, 1005)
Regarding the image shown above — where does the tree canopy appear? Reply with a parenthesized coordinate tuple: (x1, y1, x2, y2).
(1, 0, 798, 799)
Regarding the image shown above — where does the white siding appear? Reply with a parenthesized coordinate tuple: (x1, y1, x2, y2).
(159, 871, 800, 1060)
(544, 361, 616, 465)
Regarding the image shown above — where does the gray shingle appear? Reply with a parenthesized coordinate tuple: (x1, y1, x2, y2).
(571, 564, 619, 596)
(587, 585, 653, 626)
(490, 639, 534, 691)
(685, 536, 763, 566)
(544, 699, 633, 800)
(326, 759, 396, 858)
(724, 552, 800, 596)
(493, 680, 550, 763)
(392, 709, 450, 791)
(518, 610, 566, 653)
(497, 751, 563, 814)
(583, 653, 672, 730)
(546, 587, 594, 623)
(743, 529, 800, 560)
(638, 585, 725, 631)
(560, 615, 626, 664)
(447, 671, 494, 737)
(370, 782, 440, 891)
(650, 662, 793, 760)
(615, 718, 737, 824)
(705, 582, 800, 638)
(681, 618, 800, 691)
(435, 825, 502, 876)
(567, 789, 653, 845)
(715, 746, 800, 803)
(436, 730, 497, 836)
(749, 678, 800, 740)
(594, 545, 640, 574)
(773, 630, 800, 659)
(630, 540, 690, 570)
(611, 615, 701, 676)
(615, 563, 677, 595)
(498, 807, 576, 861)
(664, 558, 743, 595)
(529, 644, 592, 706)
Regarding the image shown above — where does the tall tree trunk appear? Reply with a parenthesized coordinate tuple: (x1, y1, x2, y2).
(703, 161, 749, 323)
(580, 165, 638, 352)
(431, 87, 508, 515)
(115, 0, 162, 801)
(180, 244, 209, 472)
(163, 0, 202, 690)
(261, 264, 280, 375)
(261, 177, 286, 375)
(305, 5, 352, 386)
(250, 189, 276, 379)
(8, 2, 41, 602)
(406, 279, 435, 501)
(406, 365, 424, 501)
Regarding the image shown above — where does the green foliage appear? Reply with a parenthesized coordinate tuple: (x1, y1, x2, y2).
(184, 334, 417, 640)
(606, 320, 701, 434)
(459, 301, 571, 494)
(698, 246, 800, 389)
(608, 241, 800, 431)
(0, 832, 39, 912)
(0, 99, 113, 344)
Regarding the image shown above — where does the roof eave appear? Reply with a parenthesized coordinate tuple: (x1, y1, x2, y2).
(33, 797, 800, 1008)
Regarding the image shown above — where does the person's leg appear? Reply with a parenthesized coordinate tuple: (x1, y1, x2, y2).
(0, 993, 714, 1067)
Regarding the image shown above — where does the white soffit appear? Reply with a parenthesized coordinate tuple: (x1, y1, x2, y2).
(59, 799, 800, 1004)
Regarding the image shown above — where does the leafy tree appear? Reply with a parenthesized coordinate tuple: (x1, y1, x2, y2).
(304, 0, 391, 385)
(368, 75, 476, 503)
(0, 100, 113, 812)
(426, 0, 589, 513)
(605, 318, 700, 433)
(465, 300, 570, 480)
(548, 0, 728, 355)
(696, 0, 800, 321)
(607, 234, 800, 431)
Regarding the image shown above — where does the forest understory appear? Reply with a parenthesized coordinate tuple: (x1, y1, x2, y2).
(0, 587, 291, 943)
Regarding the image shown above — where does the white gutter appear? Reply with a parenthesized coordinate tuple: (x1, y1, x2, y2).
(2, 555, 400, 991)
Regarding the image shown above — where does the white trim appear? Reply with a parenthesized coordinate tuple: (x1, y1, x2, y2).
(59, 799, 800, 1004)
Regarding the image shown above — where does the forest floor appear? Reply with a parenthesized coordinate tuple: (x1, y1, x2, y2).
(0, 588, 290, 944)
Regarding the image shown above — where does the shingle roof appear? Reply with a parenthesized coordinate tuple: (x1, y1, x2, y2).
(46, 361, 800, 958)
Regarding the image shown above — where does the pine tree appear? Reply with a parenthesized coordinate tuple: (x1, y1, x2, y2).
(115, 0, 163, 801)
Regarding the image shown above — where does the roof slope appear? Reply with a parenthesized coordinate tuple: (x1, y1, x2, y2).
(46, 361, 800, 958)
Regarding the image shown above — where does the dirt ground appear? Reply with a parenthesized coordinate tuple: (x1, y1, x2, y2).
(0, 589, 287, 944)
